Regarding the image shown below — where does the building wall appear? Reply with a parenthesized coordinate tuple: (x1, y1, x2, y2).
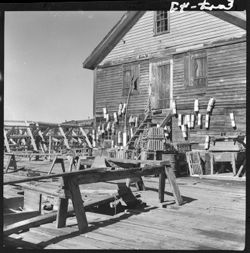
(99, 11, 245, 66)
(94, 11, 246, 145)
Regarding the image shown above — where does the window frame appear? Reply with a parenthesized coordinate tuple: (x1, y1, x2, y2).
(154, 11, 170, 36)
(122, 63, 140, 97)
(185, 50, 208, 91)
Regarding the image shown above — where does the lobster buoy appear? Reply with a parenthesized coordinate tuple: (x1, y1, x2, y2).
(230, 113, 236, 128)
(186, 114, 191, 129)
(194, 99, 199, 113)
(130, 127, 134, 138)
(197, 113, 202, 127)
(207, 97, 216, 113)
(135, 116, 138, 127)
(190, 114, 195, 129)
(181, 125, 187, 138)
(106, 113, 110, 122)
(122, 103, 127, 115)
(204, 135, 210, 150)
(113, 112, 118, 123)
(172, 100, 177, 115)
(111, 122, 115, 135)
(106, 122, 111, 131)
(178, 114, 182, 127)
(118, 103, 123, 116)
(205, 114, 210, 129)
(123, 131, 127, 146)
(103, 107, 107, 118)
(118, 131, 122, 145)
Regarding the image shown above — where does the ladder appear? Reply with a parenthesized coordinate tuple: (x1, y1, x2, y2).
(186, 151, 203, 176)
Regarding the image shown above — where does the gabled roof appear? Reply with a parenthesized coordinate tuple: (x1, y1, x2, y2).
(83, 11, 246, 70)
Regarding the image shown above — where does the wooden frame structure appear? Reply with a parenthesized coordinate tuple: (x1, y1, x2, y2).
(4, 120, 92, 155)
(4, 160, 183, 233)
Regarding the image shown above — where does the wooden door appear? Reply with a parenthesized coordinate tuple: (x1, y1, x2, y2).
(150, 62, 171, 109)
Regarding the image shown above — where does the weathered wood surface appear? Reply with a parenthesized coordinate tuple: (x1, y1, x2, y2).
(3, 176, 245, 250)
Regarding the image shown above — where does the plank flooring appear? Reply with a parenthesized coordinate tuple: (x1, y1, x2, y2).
(3, 157, 246, 250)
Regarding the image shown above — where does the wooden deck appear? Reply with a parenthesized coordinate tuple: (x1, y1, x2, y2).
(3, 157, 246, 250)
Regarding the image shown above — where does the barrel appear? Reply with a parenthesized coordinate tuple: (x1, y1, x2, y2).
(162, 153, 178, 177)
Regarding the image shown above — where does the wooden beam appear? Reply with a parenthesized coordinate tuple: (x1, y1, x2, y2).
(208, 11, 246, 30)
(4, 130, 11, 153)
(3, 194, 117, 237)
(4, 163, 167, 186)
(79, 127, 92, 148)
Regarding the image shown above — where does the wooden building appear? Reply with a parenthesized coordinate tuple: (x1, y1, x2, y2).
(83, 11, 246, 151)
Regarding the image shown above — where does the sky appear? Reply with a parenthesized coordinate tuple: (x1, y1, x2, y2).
(4, 11, 125, 123)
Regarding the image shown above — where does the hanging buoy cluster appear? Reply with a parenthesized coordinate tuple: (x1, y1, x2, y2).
(176, 98, 216, 146)
(96, 105, 141, 147)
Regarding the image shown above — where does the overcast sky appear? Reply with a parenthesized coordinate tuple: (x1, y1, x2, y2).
(4, 11, 125, 123)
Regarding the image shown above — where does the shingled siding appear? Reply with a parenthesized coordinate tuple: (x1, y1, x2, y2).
(171, 41, 246, 144)
(95, 59, 150, 117)
(100, 11, 245, 65)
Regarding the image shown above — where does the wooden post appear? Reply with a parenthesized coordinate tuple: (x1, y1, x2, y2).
(48, 157, 65, 175)
(65, 176, 88, 232)
(158, 170, 166, 203)
(79, 127, 92, 148)
(48, 135, 52, 161)
(25, 121, 38, 152)
(59, 126, 70, 149)
(5, 154, 17, 173)
(231, 152, 236, 176)
(4, 130, 11, 153)
(163, 162, 183, 206)
(56, 198, 69, 228)
(236, 158, 246, 177)
(210, 153, 214, 175)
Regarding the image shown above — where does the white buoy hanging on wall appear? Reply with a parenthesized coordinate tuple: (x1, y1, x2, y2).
(103, 107, 107, 118)
(207, 98, 216, 113)
(122, 103, 127, 115)
(230, 113, 236, 128)
(197, 113, 202, 127)
(130, 127, 134, 138)
(181, 125, 187, 138)
(92, 129, 96, 147)
(106, 113, 109, 122)
(123, 131, 127, 146)
(186, 114, 191, 129)
(178, 114, 182, 127)
(135, 116, 138, 127)
(113, 112, 118, 123)
(205, 114, 210, 129)
(118, 103, 123, 116)
(118, 131, 122, 145)
(190, 114, 195, 129)
(194, 99, 199, 113)
(172, 100, 177, 115)
(111, 122, 115, 135)
(204, 135, 210, 150)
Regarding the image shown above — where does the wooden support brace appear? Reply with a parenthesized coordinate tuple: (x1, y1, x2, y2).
(161, 162, 183, 206)
(158, 170, 166, 203)
(231, 153, 236, 176)
(65, 176, 88, 232)
(236, 158, 246, 177)
(48, 157, 65, 175)
(56, 198, 69, 228)
(5, 154, 17, 173)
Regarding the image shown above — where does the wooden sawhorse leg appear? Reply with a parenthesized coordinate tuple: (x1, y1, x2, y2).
(5, 154, 17, 173)
(158, 163, 183, 206)
(48, 157, 66, 175)
(56, 176, 88, 233)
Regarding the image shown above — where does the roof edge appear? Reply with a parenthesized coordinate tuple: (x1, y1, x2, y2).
(83, 11, 145, 70)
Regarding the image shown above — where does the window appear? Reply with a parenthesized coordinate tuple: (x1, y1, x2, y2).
(184, 51, 207, 89)
(122, 64, 140, 96)
(154, 11, 169, 35)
